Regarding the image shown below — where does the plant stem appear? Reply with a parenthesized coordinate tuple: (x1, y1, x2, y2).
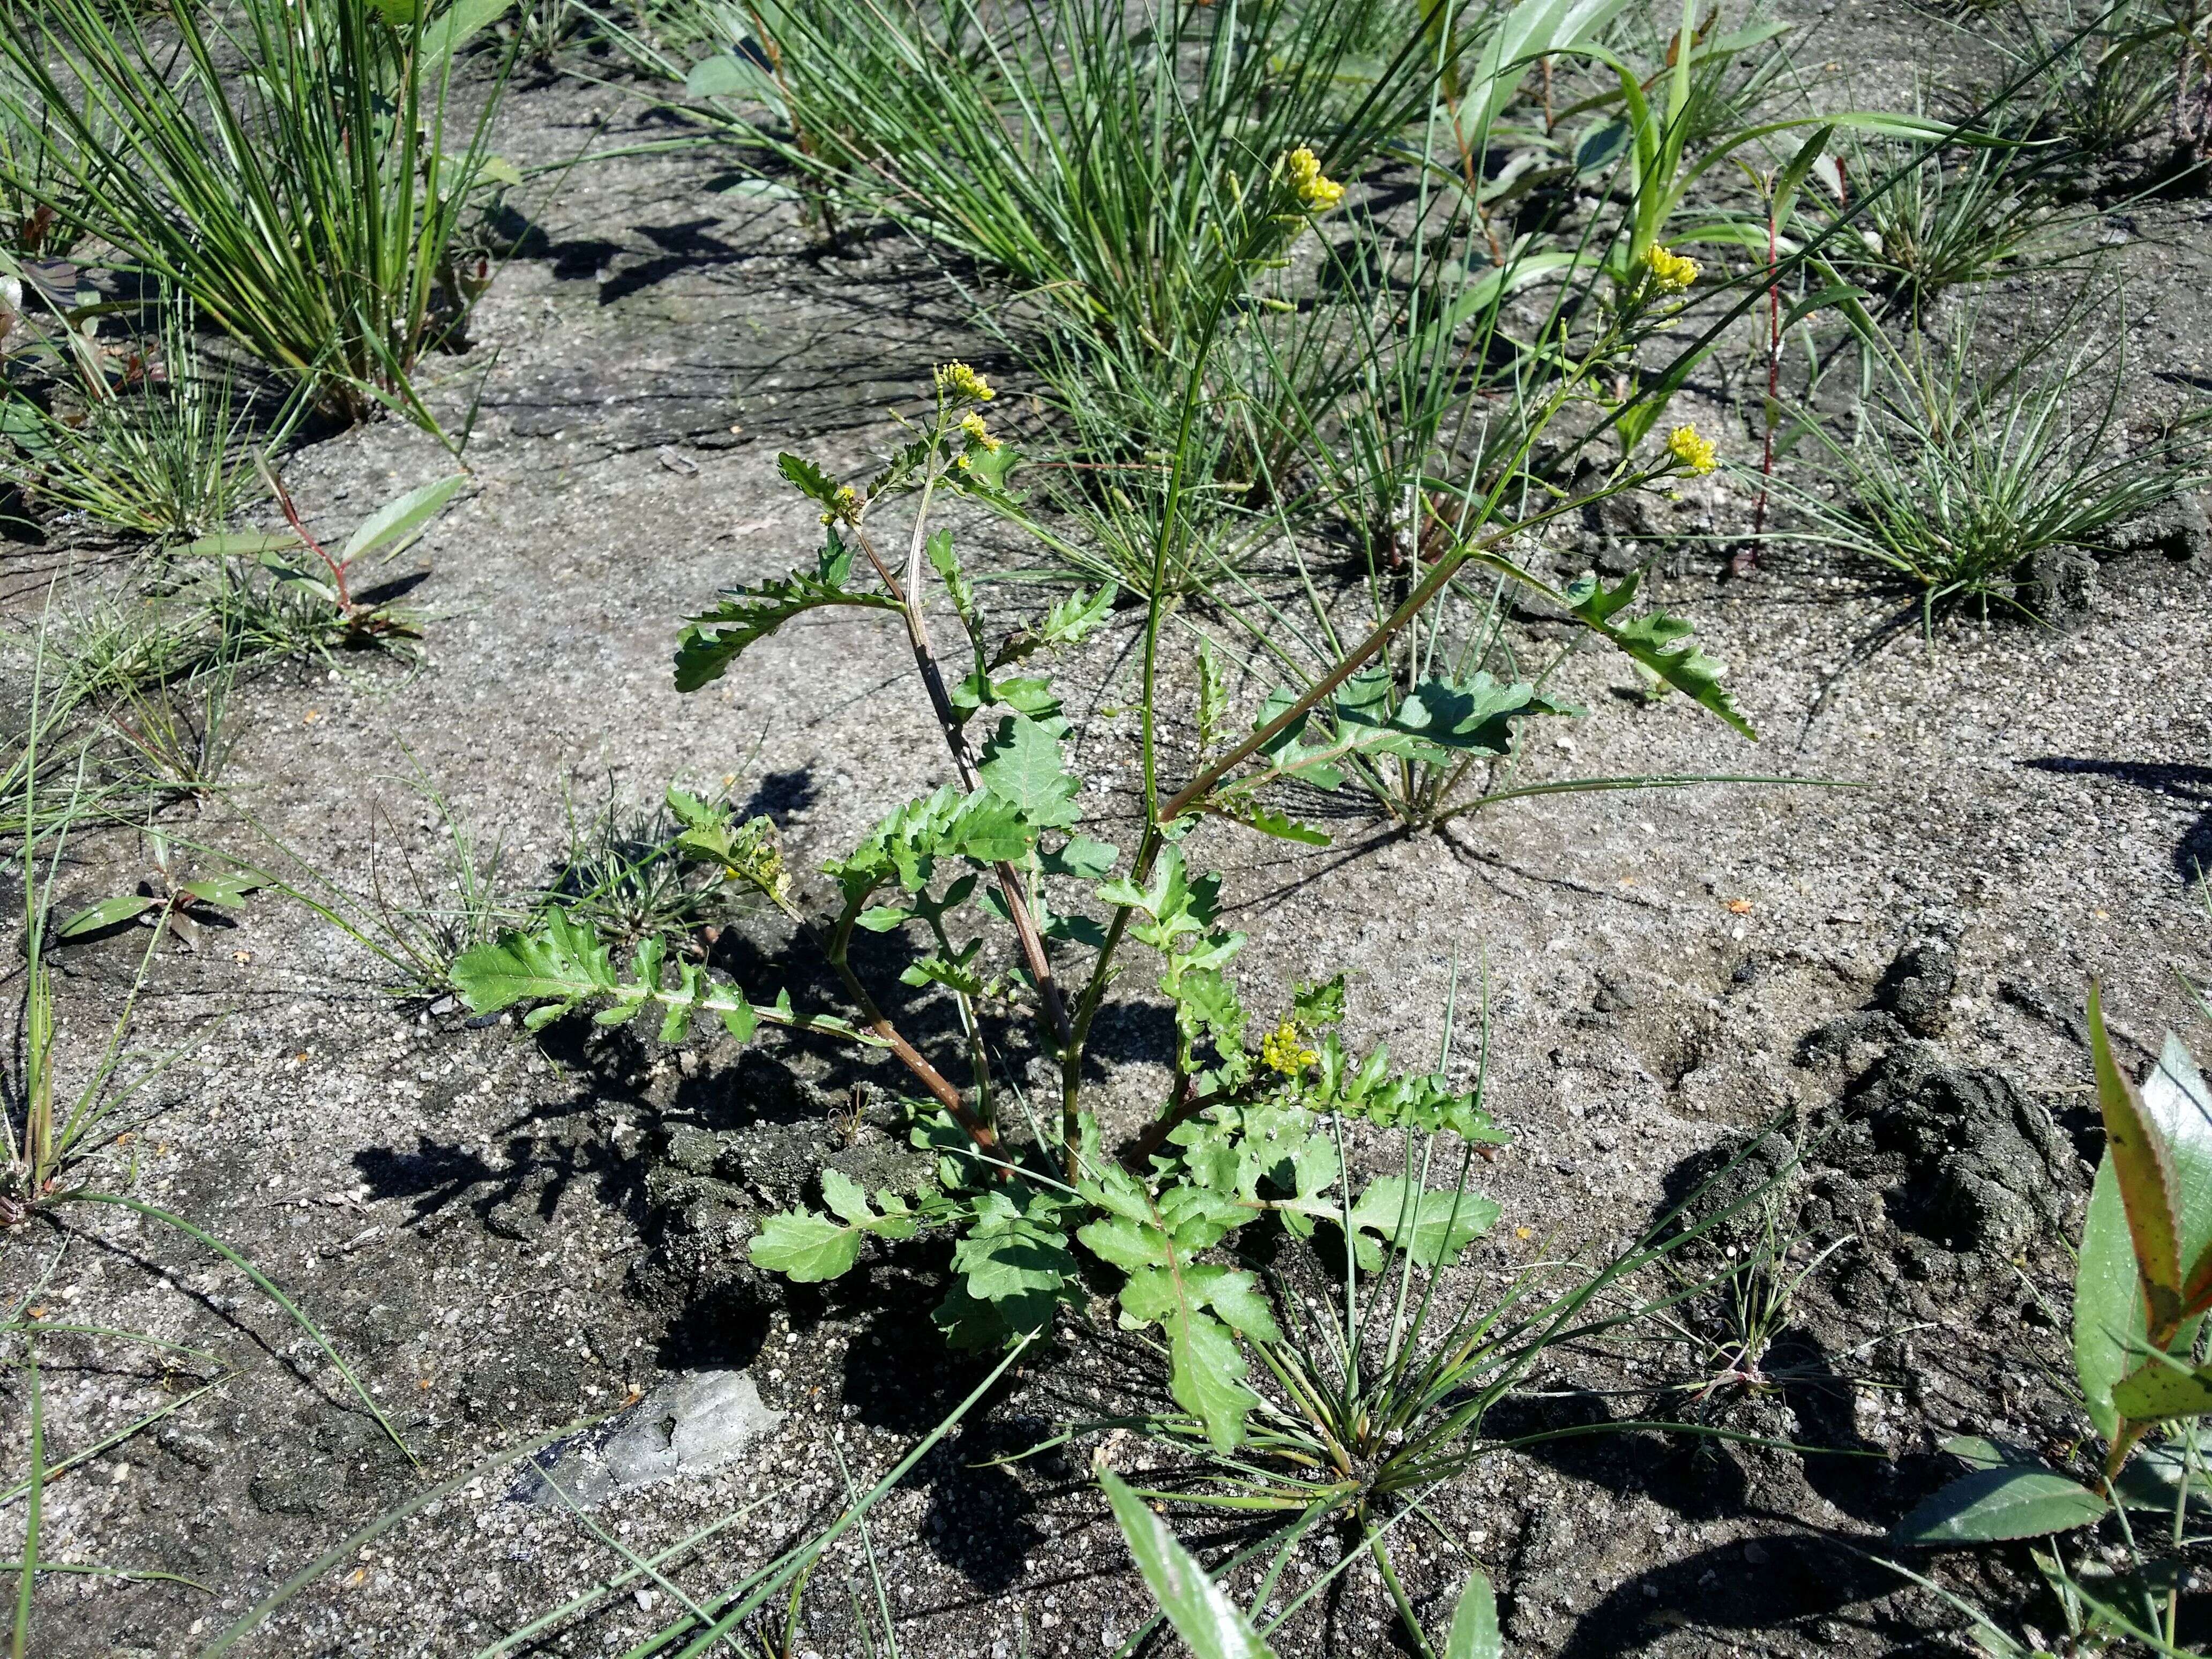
(862, 497, 1073, 1056)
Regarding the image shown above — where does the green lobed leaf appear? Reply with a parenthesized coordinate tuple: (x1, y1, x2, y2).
(977, 714, 1081, 828)
(776, 452, 844, 510)
(451, 909, 615, 1014)
(1098, 1468, 1276, 1659)
(1171, 1310, 1258, 1453)
(1348, 1178, 1500, 1269)
(674, 533, 898, 692)
(748, 1211, 864, 1282)
(1473, 558, 1754, 741)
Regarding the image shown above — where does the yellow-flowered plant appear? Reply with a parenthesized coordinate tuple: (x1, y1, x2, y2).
(1644, 243, 1698, 295)
(936, 361, 995, 402)
(960, 412, 1000, 451)
(1667, 424, 1717, 476)
(1283, 146, 1344, 214)
(1261, 1019, 1319, 1075)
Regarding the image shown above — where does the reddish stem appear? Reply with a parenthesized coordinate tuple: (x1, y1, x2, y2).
(1736, 202, 1783, 578)
(265, 469, 357, 614)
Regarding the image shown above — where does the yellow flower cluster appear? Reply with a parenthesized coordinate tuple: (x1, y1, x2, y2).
(960, 411, 1000, 452)
(1644, 243, 1699, 294)
(1260, 1019, 1319, 1076)
(820, 484, 862, 525)
(1284, 147, 1344, 214)
(936, 361, 995, 403)
(1667, 424, 1717, 476)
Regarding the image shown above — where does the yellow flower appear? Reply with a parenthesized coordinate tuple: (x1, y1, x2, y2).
(1644, 243, 1699, 294)
(1283, 147, 1344, 214)
(819, 483, 862, 524)
(1666, 424, 1717, 476)
(935, 361, 995, 403)
(960, 411, 1000, 452)
(1261, 1019, 1318, 1076)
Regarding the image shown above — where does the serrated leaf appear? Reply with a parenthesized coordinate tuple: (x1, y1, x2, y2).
(452, 909, 616, 1012)
(1349, 1178, 1499, 1268)
(933, 1279, 1057, 1349)
(1892, 1466, 2108, 1545)
(1293, 976, 1346, 1031)
(340, 473, 468, 563)
(1339, 667, 1572, 758)
(776, 452, 843, 509)
(1098, 1468, 1276, 1659)
(1568, 573, 1752, 740)
(1184, 1264, 1279, 1342)
(926, 529, 977, 626)
(674, 556, 900, 692)
(748, 1210, 864, 1282)
(1171, 1311, 1257, 1452)
(1229, 802, 1331, 845)
(1445, 1568, 1500, 1659)
(820, 1169, 873, 1225)
(1042, 836, 1117, 879)
(1078, 1214, 1167, 1272)
(978, 714, 1081, 828)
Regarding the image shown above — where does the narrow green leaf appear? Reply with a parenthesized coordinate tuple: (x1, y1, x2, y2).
(340, 474, 468, 563)
(2089, 984, 2183, 1336)
(2076, 1152, 2144, 1442)
(1097, 1468, 1276, 1659)
(1444, 1567, 1500, 1659)
(55, 895, 153, 938)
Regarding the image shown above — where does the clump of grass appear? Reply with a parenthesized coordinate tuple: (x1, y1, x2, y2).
(0, 59, 98, 258)
(0, 0, 512, 428)
(655, 0, 1429, 358)
(2008, 0, 2212, 173)
(540, 786, 759, 954)
(1769, 298, 2212, 630)
(1822, 128, 2083, 310)
(1, 292, 273, 542)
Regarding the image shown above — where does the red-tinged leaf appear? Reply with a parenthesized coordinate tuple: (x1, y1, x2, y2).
(2089, 984, 2183, 1340)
